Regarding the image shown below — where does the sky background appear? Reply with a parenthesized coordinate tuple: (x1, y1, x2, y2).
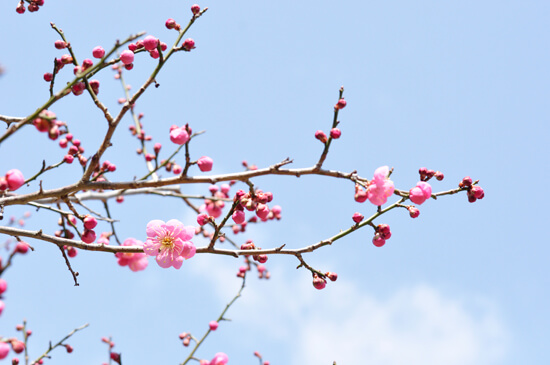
(0, 1, 549, 364)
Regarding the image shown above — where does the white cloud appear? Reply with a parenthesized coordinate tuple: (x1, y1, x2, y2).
(191, 261, 509, 365)
(292, 284, 508, 365)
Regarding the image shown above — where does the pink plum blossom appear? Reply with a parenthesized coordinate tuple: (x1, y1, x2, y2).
(366, 166, 394, 206)
(209, 321, 218, 331)
(209, 352, 228, 365)
(115, 238, 148, 272)
(143, 219, 196, 269)
(5, 169, 25, 191)
(409, 181, 432, 205)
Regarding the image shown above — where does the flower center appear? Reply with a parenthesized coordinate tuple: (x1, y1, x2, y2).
(160, 236, 175, 250)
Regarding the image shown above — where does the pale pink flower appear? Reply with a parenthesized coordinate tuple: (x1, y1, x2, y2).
(116, 238, 148, 272)
(409, 181, 432, 205)
(143, 220, 196, 269)
(209, 353, 228, 365)
(367, 166, 394, 206)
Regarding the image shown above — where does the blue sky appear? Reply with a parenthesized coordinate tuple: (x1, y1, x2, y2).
(0, 1, 549, 364)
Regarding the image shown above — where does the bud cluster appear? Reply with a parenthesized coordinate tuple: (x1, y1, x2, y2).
(240, 240, 268, 264)
(459, 176, 485, 203)
(372, 223, 391, 247)
(15, 0, 44, 14)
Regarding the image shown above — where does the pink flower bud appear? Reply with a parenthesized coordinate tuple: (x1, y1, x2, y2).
(67, 247, 77, 257)
(154, 143, 162, 154)
(54, 40, 67, 49)
(10, 340, 24, 354)
(459, 176, 473, 188)
(352, 212, 364, 223)
(81, 58, 93, 70)
(92, 46, 105, 59)
(409, 181, 432, 205)
(81, 229, 96, 244)
(84, 215, 98, 230)
(120, 50, 134, 65)
(143, 36, 159, 52)
(71, 82, 85, 96)
(191, 4, 200, 14)
(372, 233, 386, 247)
(197, 156, 213, 172)
(5, 169, 25, 191)
(256, 203, 270, 220)
(0, 279, 7, 294)
(149, 49, 160, 59)
(182, 38, 195, 51)
(61, 54, 73, 64)
(315, 130, 327, 143)
(165, 18, 177, 29)
(209, 352, 228, 365)
(330, 128, 341, 139)
(312, 274, 326, 290)
(0, 342, 8, 359)
(209, 321, 218, 331)
(232, 210, 245, 224)
(64, 155, 74, 164)
(16, 3, 26, 14)
(15, 242, 29, 254)
(257, 254, 268, 263)
(169, 127, 189, 145)
(65, 344, 73, 353)
(471, 185, 484, 199)
(335, 98, 347, 109)
(172, 164, 182, 174)
(435, 171, 444, 181)
(408, 206, 420, 218)
(326, 272, 338, 282)
(43, 73, 53, 82)
(0, 177, 7, 191)
(197, 213, 210, 226)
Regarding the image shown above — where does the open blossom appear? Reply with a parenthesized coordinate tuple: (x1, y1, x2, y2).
(143, 219, 196, 269)
(115, 238, 148, 272)
(409, 181, 432, 205)
(367, 166, 394, 206)
(209, 352, 228, 365)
